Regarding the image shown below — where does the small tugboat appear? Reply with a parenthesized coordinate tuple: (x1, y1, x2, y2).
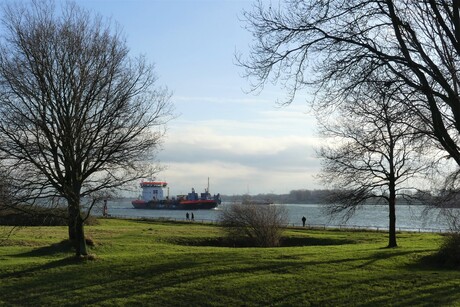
(132, 179, 221, 210)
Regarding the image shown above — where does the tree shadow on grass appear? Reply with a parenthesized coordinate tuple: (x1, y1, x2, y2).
(12, 240, 74, 257)
(354, 248, 432, 269)
(281, 236, 355, 247)
(2, 240, 91, 279)
(0, 256, 81, 280)
(169, 236, 355, 248)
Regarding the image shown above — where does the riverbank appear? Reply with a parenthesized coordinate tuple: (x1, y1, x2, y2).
(1, 219, 460, 306)
(107, 213, 453, 233)
(105, 201, 454, 232)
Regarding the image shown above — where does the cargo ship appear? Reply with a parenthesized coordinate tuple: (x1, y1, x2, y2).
(132, 180, 221, 210)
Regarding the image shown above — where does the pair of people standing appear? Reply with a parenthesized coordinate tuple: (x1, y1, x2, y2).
(186, 212, 194, 221)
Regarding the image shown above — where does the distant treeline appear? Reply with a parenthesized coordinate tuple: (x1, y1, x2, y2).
(221, 189, 437, 205)
(222, 189, 331, 204)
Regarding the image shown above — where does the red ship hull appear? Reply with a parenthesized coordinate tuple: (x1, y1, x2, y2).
(132, 199, 218, 210)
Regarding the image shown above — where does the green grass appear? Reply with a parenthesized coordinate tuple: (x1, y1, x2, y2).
(1, 219, 459, 306)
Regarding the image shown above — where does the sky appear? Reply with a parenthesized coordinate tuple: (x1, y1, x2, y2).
(78, 0, 322, 196)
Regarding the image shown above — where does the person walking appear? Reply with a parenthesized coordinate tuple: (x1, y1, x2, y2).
(186, 212, 190, 221)
(302, 216, 306, 227)
(191, 213, 194, 221)
(103, 200, 108, 217)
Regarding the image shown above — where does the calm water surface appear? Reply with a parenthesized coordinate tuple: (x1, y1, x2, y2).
(102, 200, 454, 232)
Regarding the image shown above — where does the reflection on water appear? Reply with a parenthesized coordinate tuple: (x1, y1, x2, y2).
(102, 201, 454, 232)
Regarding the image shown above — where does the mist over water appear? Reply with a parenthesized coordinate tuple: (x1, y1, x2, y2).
(102, 200, 453, 232)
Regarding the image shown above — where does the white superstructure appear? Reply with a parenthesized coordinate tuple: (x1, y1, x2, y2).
(140, 181, 167, 201)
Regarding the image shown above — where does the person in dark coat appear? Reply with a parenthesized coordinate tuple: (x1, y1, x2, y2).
(302, 216, 306, 227)
(191, 213, 194, 221)
(186, 212, 190, 220)
(103, 200, 108, 217)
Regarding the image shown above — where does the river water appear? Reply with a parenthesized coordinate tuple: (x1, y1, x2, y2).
(102, 200, 456, 232)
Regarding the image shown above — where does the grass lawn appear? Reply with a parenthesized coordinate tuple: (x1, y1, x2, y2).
(0, 218, 459, 306)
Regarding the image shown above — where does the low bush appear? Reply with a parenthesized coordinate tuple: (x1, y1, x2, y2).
(0, 205, 98, 226)
(218, 203, 288, 247)
(434, 232, 460, 268)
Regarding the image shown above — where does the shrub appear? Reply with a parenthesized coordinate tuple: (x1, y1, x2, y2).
(435, 232, 460, 268)
(0, 205, 98, 226)
(218, 203, 288, 247)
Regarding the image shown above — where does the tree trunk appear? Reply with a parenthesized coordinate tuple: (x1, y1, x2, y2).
(75, 212, 88, 257)
(68, 206, 76, 241)
(388, 183, 397, 248)
(68, 201, 88, 257)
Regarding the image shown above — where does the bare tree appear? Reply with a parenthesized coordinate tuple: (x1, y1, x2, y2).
(239, 0, 460, 171)
(219, 203, 288, 247)
(317, 80, 430, 247)
(0, 1, 172, 257)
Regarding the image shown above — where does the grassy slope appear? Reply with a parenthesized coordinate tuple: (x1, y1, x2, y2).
(0, 219, 459, 306)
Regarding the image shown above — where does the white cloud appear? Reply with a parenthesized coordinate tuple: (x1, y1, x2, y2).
(157, 114, 324, 195)
(157, 160, 320, 196)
